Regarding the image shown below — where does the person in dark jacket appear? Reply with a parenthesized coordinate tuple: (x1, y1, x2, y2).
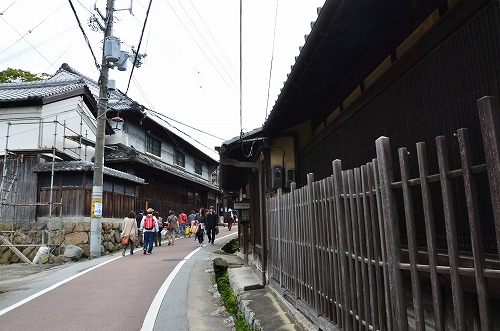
(205, 206, 218, 244)
(135, 210, 144, 246)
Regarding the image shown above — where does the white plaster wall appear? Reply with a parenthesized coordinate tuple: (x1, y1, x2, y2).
(0, 96, 97, 160)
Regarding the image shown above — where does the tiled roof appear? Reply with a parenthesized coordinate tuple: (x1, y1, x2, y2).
(104, 144, 218, 191)
(0, 79, 86, 102)
(55, 63, 136, 111)
(35, 161, 145, 184)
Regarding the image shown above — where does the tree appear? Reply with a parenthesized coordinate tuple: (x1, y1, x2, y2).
(0, 68, 50, 83)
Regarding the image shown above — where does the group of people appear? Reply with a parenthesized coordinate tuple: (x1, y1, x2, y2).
(120, 206, 227, 255)
(188, 206, 219, 247)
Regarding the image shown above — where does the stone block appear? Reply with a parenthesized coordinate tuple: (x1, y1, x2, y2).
(74, 222, 90, 232)
(63, 222, 75, 234)
(80, 244, 90, 258)
(65, 232, 89, 245)
(0, 252, 12, 264)
(63, 245, 84, 261)
(102, 222, 112, 232)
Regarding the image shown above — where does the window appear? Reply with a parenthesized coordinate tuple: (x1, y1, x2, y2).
(194, 160, 203, 175)
(174, 149, 185, 168)
(146, 134, 161, 157)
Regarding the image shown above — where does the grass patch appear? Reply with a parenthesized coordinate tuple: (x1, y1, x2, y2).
(214, 258, 256, 331)
(221, 238, 239, 254)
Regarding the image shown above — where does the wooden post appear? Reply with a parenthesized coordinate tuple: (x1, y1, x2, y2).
(332, 160, 353, 330)
(477, 96, 500, 259)
(307, 173, 321, 315)
(375, 136, 407, 331)
(416, 142, 444, 331)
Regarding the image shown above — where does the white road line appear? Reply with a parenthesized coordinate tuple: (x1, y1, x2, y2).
(0, 255, 122, 317)
(141, 232, 235, 331)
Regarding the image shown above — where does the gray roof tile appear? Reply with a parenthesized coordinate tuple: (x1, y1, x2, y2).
(35, 161, 145, 184)
(0, 79, 86, 101)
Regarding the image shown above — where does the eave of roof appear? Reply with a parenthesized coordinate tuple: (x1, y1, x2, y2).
(35, 161, 145, 184)
(104, 144, 219, 191)
(262, 0, 441, 135)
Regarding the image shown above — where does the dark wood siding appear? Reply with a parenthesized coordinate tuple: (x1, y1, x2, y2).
(299, 2, 500, 254)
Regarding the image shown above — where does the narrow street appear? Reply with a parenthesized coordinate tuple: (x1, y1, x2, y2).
(0, 232, 238, 331)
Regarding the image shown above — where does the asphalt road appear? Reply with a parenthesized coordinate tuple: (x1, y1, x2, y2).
(0, 232, 238, 331)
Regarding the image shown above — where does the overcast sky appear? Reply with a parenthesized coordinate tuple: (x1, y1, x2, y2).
(0, 0, 325, 159)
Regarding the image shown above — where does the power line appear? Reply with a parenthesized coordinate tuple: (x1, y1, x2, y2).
(67, 0, 100, 70)
(164, 0, 236, 91)
(188, 0, 238, 77)
(0, 0, 19, 15)
(0, 26, 77, 65)
(177, 0, 238, 89)
(265, 0, 279, 118)
(125, 0, 153, 94)
(150, 110, 221, 155)
(0, 2, 67, 60)
(149, 108, 224, 141)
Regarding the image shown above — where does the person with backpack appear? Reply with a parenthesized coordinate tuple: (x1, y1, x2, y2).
(178, 210, 188, 238)
(140, 208, 159, 255)
(166, 210, 179, 246)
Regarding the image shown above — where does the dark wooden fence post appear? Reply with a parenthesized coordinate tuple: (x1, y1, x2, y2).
(375, 136, 407, 331)
(332, 159, 353, 331)
(290, 182, 298, 300)
(416, 142, 444, 331)
(457, 128, 491, 331)
(277, 188, 283, 286)
(436, 135, 466, 330)
(307, 173, 321, 315)
(477, 96, 500, 259)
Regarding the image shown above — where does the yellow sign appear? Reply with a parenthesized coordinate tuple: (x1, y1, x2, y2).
(91, 199, 103, 218)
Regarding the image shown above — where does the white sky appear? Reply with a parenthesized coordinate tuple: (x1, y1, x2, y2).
(0, 0, 325, 159)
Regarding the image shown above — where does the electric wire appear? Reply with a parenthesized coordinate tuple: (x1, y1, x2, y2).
(265, 0, 279, 118)
(0, 17, 57, 70)
(149, 108, 224, 141)
(177, 0, 238, 89)
(0, 26, 77, 65)
(0, 2, 66, 60)
(68, 0, 100, 69)
(188, 0, 238, 77)
(0, 0, 18, 15)
(148, 109, 222, 155)
(125, 0, 153, 94)
(164, 0, 236, 91)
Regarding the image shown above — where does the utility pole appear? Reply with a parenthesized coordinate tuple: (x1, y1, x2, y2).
(90, 0, 115, 259)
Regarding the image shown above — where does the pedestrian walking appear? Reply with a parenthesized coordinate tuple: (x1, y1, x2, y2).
(178, 210, 188, 238)
(195, 207, 206, 246)
(154, 211, 163, 246)
(187, 210, 196, 238)
(166, 210, 179, 246)
(135, 210, 144, 246)
(206, 206, 218, 244)
(140, 208, 159, 255)
(226, 209, 235, 231)
(121, 211, 138, 256)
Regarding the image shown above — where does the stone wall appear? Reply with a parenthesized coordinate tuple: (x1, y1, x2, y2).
(0, 220, 125, 264)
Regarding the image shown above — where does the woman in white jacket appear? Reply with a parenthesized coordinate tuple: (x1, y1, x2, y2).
(121, 211, 138, 256)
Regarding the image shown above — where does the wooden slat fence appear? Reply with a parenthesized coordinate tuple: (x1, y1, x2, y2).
(267, 96, 500, 331)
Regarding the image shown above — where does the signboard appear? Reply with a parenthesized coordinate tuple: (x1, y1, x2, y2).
(91, 199, 103, 218)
